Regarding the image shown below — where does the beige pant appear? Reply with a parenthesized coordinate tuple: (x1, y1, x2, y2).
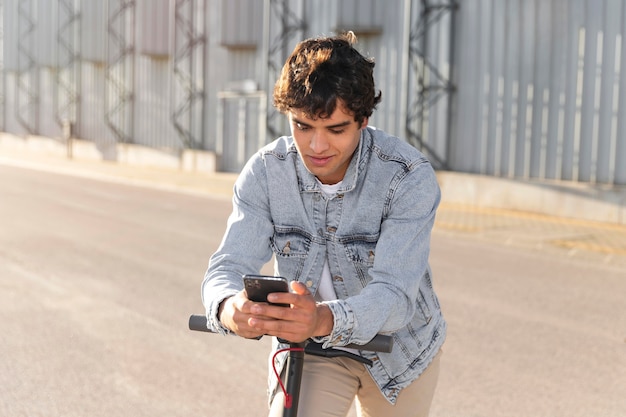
(269, 349, 442, 417)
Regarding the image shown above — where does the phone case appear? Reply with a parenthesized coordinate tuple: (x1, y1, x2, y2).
(243, 275, 289, 306)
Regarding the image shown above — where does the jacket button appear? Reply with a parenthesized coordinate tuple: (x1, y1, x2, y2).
(327, 226, 337, 233)
(306, 280, 313, 288)
(333, 275, 343, 282)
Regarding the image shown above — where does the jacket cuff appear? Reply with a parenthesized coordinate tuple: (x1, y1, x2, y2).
(311, 300, 355, 347)
(206, 294, 238, 335)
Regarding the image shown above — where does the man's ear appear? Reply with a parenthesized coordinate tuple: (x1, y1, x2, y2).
(359, 117, 369, 129)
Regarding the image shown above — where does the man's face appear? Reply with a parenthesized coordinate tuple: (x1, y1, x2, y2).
(289, 102, 367, 185)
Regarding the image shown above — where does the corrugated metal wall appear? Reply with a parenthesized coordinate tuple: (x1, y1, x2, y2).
(452, 0, 626, 184)
(0, 0, 624, 184)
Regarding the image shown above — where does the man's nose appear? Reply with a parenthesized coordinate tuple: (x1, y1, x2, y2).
(310, 131, 330, 153)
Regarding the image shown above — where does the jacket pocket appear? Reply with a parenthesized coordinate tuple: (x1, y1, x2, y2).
(270, 227, 310, 280)
(343, 239, 377, 288)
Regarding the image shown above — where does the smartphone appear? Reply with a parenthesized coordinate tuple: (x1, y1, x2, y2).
(243, 274, 290, 307)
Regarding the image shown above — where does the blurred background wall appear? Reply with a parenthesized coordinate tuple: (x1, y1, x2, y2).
(1, 0, 624, 184)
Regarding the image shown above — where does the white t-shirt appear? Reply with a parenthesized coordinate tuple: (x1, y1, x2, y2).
(316, 180, 343, 302)
(318, 180, 359, 353)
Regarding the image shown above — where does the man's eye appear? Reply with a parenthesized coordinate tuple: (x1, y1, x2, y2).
(295, 123, 309, 131)
(330, 129, 345, 134)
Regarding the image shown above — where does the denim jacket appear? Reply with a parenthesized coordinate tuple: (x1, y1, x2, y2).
(202, 126, 446, 404)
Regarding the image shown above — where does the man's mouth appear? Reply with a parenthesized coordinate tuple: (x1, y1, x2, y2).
(308, 155, 332, 167)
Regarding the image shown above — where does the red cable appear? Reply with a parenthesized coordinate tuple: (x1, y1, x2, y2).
(272, 347, 305, 409)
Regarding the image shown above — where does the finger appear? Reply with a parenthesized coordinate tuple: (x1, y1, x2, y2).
(266, 281, 312, 305)
(290, 281, 311, 295)
(225, 294, 269, 338)
(267, 291, 315, 310)
(254, 303, 297, 321)
(248, 316, 309, 343)
(250, 302, 294, 322)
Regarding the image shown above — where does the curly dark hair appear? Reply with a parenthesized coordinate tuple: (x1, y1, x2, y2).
(273, 32, 382, 124)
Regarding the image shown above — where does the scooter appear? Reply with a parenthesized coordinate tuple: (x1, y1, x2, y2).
(188, 314, 393, 417)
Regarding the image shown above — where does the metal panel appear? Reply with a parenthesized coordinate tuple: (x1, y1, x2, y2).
(226, 50, 259, 82)
(2, 73, 29, 135)
(0, 1, 4, 130)
(616, 7, 626, 185)
(405, 0, 455, 169)
(336, 0, 384, 33)
(217, 91, 267, 172)
(55, 0, 81, 128)
(263, 0, 305, 139)
(36, 0, 57, 68)
(303, 0, 337, 38)
(138, 0, 170, 57)
(78, 62, 117, 152)
(220, 0, 262, 48)
(16, 0, 39, 134)
(0, 0, 623, 185)
(595, 0, 623, 184)
(81, 0, 107, 63)
(38, 68, 62, 136)
(450, 0, 626, 185)
(171, 0, 206, 149)
(134, 55, 179, 148)
(105, 0, 136, 144)
(3, 0, 19, 71)
(561, 0, 586, 182)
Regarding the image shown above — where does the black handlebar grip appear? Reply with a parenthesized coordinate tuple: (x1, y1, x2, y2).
(345, 334, 394, 353)
(188, 314, 212, 332)
(188, 314, 393, 352)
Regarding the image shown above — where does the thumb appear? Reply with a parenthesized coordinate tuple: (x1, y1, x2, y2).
(290, 280, 311, 296)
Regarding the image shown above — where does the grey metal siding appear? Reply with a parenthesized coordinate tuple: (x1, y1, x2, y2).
(452, 0, 625, 184)
(0, 0, 624, 185)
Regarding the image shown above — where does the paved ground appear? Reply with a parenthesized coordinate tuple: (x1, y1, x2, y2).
(1, 147, 625, 417)
(435, 202, 626, 269)
(2, 146, 626, 270)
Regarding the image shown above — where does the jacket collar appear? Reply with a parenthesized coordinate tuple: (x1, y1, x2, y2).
(295, 128, 371, 194)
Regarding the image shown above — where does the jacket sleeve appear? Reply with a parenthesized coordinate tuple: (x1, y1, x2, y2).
(316, 159, 440, 347)
(201, 154, 275, 334)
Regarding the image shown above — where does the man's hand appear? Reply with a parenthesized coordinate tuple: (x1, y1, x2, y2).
(218, 291, 266, 339)
(247, 281, 334, 343)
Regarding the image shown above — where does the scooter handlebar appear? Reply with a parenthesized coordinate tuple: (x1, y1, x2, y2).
(188, 314, 393, 353)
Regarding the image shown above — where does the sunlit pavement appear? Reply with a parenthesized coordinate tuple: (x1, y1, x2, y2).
(2, 144, 625, 270)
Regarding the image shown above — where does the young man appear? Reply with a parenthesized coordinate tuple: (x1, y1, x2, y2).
(202, 32, 446, 417)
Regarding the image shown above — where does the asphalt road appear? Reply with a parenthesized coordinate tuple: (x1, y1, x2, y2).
(1, 164, 624, 417)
